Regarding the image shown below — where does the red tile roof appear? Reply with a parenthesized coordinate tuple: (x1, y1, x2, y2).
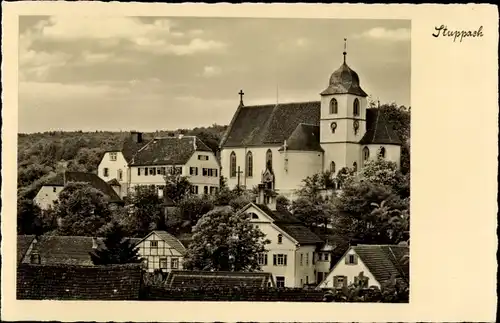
(353, 245, 409, 285)
(17, 235, 36, 264)
(165, 270, 274, 289)
(359, 109, 402, 145)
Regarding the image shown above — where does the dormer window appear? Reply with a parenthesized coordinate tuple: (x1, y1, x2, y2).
(353, 98, 360, 116)
(330, 122, 337, 134)
(330, 98, 338, 114)
(277, 234, 283, 244)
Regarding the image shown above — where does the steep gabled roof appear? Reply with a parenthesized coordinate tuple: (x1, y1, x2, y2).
(64, 171, 122, 203)
(107, 178, 121, 186)
(221, 101, 321, 148)
(136, 230, 186, 255)
(359, 109, 402, 145)
(121, 134, 153, 163)
(278, 123, 323, 152)
(129, 136, 212, 166)
(353, 245, 409, 285)
(165, 270, 274, 289)
(17, 263, 142, 300)
(253, 204, 323, 245)
(17, 235, 36, 264)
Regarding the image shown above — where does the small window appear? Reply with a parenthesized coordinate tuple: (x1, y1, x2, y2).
(305, 253, 309, 266)
(103, 168, 109, 177)
(277, 234, 283, 244)
(30, 253, 41, 264)
(346, 254, 357, 265)
(258, 253, 268, 266)
(150, 168, 156, 176)
(324, 253, 329, 261)
(137, 168, 141, 176)
(363, 146, 370, 161)
(118, 169, 123, 181)
(353, 98, 360, 116)
(379, 147, 386, 158)
(190, 167, 198, 176)
(171, 258, 179, 269)
(300, 253, 303, 266)
(249, 213, 259, 219)
(191, 185, 199, 194)
(144, 167, 149, 176)
(150, 241, 158, 248)
(159, 258, 168, 269)
(353, 162, 358, 172)
(198, 155, 209, 161)
(52, 187, 57, 193)
(202, 168, 208, 176)
(273, 254, 287, 266)
(109, 152, 117, 161)
(266, 149, 273, 169)
(142, 258, 149, 269)
(210, 186, 216, 195)
(330, 98, 338, 114)
(276, 276, 285, 288)
(330, 161, 336, 173)
(204, 186, 208, 195)
(330, 122, 337, 134)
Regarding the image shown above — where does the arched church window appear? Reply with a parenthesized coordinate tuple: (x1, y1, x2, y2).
(353, 98, 360, 116)
(363, 147, 370, 161)
(353, 162, 358, 172)
(330, 98, 338, 114)
(379, 147, 386, 158)
(246, 151, 253, 177)
(230, 151, 237, 177)
(330, 122, 337, 134)
(266, 149, 273, 169)
(330, 161, 336, 173)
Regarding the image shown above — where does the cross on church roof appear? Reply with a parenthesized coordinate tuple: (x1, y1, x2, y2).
(239, 89, 245, 105)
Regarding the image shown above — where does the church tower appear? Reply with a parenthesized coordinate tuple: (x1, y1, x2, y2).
(320, 39, 368, 173)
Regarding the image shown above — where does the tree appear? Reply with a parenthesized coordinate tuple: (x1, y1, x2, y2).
(178, 194, 215, 226)
(90, 221, 142, 265)
(125, 185, 165, 237)
(291, 196, 335, 230)
(54, 182, 112, 236)
(163, 172, 192, 203)
(17, 198, 43, 235)
(183, 207, 270, 272)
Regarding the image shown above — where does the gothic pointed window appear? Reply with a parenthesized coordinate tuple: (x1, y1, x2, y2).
(353, 162, 358, 172)
(230, 151, 237, 178)
(330, 98, 338, 114)
(246, 151, 253, 177)
(266, 149, 273, 170)
(379, 147, 386, 158)
(363, 147, 370, 161)
(353, 98, 360, 116)
(330, 161, 336, 173)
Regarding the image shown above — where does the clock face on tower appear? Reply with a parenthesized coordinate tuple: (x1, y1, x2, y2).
(353, 120, 359, 134)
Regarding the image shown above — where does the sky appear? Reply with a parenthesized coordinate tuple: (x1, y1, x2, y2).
(18, 16, 410, 133)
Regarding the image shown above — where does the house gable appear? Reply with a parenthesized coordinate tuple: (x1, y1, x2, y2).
(136, 231, 186, 256)
(318, 247, 381, 288)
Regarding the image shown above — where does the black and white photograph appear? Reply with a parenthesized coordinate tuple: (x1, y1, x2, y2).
(3, 4, 497, 322)
(15, 15, 412, 303)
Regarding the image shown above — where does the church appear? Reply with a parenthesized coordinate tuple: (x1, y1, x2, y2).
(219, 42, 402, 199)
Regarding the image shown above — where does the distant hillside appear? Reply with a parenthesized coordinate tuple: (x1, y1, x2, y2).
(17, 124, 228, 200)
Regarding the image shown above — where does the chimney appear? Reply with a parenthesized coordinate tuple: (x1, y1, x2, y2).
(131, 131, 143, 143)
(92, 237, 98, 249)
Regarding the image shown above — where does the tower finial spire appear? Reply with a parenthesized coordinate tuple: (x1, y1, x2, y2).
(238, 89, 244, 106)
(343, 38, 347, 63)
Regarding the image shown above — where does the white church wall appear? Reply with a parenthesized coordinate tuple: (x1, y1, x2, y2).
(322, 143, 348, 172)
(277, 151, 323, 194)
(361, 144, 401, 169)
(221, 146, 282, 190)
(34, 185, 64, 210)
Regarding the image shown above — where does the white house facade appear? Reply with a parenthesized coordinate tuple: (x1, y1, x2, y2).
(219, 44, 402, 200)
(97, 133, 220, 198)
(134, 230, 187, 273)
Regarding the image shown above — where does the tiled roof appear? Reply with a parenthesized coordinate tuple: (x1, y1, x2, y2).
(43, 172, 122, 203)
(121, 133, 153, 163)
(150, 230, 187, 255)
(17, 263, 142, 300)
(29, 235, 105, 266)
(278, 123, 324, 152)
(165, 270, 274, 289)
(107, 178, 121, 186)
(359, 109, 402, 145)
(254, 204, 323, 245)
(353, 245, 409, 285)
(129, 136, 212, 166)
(221, 101, 321, 148)
(17, 235, 36, 264)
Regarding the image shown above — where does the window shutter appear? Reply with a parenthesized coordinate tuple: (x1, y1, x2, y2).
(264, 254, 268, 265)
(342, 276, 348, 287)
(284, 255, 287, 266)
(345, 255, 349, 264)
(273, 255, 277, 266)
(333, 275, 338, 286)
(353, 254, 358, 265)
